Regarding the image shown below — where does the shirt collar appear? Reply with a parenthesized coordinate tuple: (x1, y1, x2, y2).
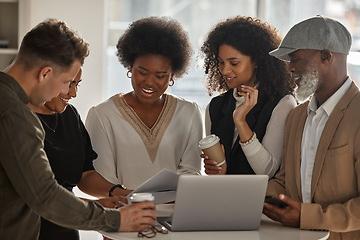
(307, 77, 352, 116)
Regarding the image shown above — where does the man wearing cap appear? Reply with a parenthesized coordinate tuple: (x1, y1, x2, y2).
(263, 15, 360, 240)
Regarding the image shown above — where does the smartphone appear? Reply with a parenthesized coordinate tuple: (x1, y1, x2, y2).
(265, 195, 288, 209)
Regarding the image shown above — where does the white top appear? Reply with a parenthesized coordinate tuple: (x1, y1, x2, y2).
(205, 94, 297, 178)
(85, 93, 203, 189)
(301, 77, 351, 203)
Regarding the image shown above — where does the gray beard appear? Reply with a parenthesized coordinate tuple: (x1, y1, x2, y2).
(294, 67, 319, 103)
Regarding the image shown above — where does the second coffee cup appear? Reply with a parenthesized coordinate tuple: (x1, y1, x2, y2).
(129, 193, 154, 205)
(199, 134, 226, 166)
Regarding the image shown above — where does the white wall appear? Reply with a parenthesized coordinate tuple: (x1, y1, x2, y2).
(23, 2, 107, 238)
(24, 0, 108, 119)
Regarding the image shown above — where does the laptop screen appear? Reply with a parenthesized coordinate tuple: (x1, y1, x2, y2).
(158, 174, 268, 231)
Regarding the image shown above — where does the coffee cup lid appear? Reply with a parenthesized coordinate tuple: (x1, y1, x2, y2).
(199, 134, 220, 149)
(130, 193, 154, 202)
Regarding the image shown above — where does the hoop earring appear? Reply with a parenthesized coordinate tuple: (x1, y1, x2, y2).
(126, 70, 132, 78)
(169, 78, 174, 87)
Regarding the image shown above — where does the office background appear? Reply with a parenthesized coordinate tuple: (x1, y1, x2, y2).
(2, 0, 359, 239)
(10, 0, 359, 119)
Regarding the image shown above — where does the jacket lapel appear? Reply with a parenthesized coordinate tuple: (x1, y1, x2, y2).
(310, 82, 358, 200)
(295, 104, 308, 200)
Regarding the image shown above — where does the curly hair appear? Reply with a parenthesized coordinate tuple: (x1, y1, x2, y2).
(116, 16, 193, 80)
(200, 16, 294, 99)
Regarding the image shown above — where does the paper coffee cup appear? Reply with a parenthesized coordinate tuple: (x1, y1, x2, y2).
(129, 193, 154, 205)
(199, 134, 226, 166)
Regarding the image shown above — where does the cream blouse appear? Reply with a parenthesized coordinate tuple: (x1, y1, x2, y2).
(86, 93, 203, 189)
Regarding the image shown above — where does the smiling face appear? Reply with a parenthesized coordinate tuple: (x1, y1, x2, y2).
(31, 60, 82, 107)
(44, 68, 82, 113)
(289, 50, 321, 102)
(130, 54, 173, 104)
(218, 44, 257, 90)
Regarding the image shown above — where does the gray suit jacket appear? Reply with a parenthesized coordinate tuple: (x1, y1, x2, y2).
(268, 82, 360, 240)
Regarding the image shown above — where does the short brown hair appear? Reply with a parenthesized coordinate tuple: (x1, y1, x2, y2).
(17, 19, 89, 70)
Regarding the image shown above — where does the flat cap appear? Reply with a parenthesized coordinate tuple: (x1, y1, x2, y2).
(270, 15, 352, 61)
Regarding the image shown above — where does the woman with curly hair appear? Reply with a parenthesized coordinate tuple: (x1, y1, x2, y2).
(201, 16, 296, 178)
(86, 16, 202, 190)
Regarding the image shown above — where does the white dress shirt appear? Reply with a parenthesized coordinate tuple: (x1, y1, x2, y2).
(301, 77, 352, 203)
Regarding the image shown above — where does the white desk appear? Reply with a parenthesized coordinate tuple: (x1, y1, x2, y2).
(100, 204, 329, 240)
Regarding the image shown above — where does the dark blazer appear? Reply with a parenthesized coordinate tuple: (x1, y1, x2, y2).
(209, 89, 280, 174)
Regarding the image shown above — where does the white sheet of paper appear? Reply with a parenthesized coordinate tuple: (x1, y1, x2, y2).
(127, 168, 179, 205)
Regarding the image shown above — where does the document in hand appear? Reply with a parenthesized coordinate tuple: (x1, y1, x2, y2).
(126, 168, 179, 204)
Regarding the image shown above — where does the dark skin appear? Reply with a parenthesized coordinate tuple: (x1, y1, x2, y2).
(263, 194, 301, 227)
(125, 92, 164, 128)
(123, 54, 174, 129)
(263, 49, 349, 227)
(288, 49, 348, 106)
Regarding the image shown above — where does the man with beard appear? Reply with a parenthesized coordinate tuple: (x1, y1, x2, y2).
(263, 15, 360, 240)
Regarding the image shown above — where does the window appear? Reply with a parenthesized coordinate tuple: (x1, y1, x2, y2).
(105, 0, 360, 113)
(105, 0, 259, 113)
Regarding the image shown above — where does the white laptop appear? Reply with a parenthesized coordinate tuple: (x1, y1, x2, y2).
(157, 174, 268, 231)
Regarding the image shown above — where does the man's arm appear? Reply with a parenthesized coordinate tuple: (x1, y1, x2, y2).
(1, 109, 120, 231)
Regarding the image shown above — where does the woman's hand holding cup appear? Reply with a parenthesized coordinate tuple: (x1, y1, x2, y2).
(199, 135, 227, 175)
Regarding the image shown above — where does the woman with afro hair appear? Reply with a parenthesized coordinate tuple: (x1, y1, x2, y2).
(86, 16, 202, 191)
(201, 16, 296, 178)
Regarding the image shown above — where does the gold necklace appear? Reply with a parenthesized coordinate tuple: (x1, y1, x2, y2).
(38, 113, 58, 133)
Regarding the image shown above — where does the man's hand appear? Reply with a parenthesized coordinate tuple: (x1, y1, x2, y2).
(118, 201, 156, 232)
(263, 194, 301, 228)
